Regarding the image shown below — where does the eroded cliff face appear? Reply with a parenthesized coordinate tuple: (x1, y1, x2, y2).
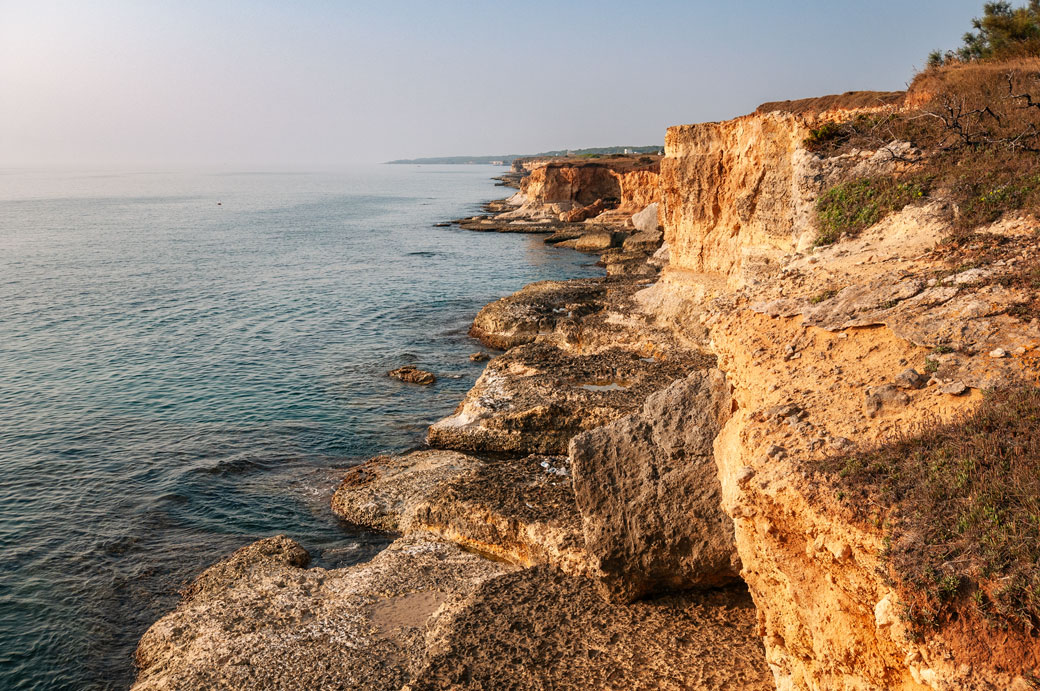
(511, 158, 661, 221)
(660, 114, 817, 288)
(657, 109, 1040, 689)
(134, 105, 1040, 691)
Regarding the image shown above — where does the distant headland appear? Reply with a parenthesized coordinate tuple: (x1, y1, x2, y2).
(385, 145, 662, 165)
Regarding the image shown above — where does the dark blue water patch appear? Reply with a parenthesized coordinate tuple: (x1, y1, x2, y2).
(0, 166, 601, 690)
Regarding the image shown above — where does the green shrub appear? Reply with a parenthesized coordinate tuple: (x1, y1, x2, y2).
(928, 1, 1040, 66)
(814, 176, 930, 245)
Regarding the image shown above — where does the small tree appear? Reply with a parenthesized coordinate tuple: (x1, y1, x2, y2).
(930, 1, 1040, 66)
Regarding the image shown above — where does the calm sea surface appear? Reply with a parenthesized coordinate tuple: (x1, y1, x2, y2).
(0, 166, 600, 690)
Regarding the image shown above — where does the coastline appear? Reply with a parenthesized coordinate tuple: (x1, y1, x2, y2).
(130, 162, 775, 690)
(131, 110, 1040, 688)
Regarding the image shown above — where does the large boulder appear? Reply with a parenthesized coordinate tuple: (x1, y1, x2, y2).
(570, 369, 740, 602)
(630, 202, 660, 232)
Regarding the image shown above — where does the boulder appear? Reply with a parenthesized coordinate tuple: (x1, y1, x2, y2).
(570, 369, 740, 602)
(574, 231, 618, 252)
(630, 202, 660, 232)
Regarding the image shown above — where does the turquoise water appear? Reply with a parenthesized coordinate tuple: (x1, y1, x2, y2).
(0, 166, 601, 690)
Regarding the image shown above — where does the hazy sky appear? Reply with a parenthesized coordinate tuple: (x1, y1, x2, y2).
(1, 0, 987, 168)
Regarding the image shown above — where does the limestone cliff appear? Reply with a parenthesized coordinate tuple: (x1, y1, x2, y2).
(655, 106, 1040, 689)
(133, 95, 1040, 691)
(660, 114, 817, 288)
(509, 157, 661, 222)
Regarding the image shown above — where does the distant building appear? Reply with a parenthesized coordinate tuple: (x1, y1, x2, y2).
(490, 160, 504, 165)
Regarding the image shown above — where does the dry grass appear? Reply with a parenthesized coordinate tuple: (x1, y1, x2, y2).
(818, 385, 1040, 636)
(756, 90, 905, 116)
(930, 229, 1040, 321)
(807, 59, 1040, 244)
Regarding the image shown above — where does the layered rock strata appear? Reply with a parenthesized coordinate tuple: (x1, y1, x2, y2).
(332, 450, 589, 575)
(426, 341, 706, 455)
(656, 110, 1040, 689)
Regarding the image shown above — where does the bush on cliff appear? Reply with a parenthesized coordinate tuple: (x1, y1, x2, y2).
(820, 385, 1040, 636)
(927, 1, 1040, 67)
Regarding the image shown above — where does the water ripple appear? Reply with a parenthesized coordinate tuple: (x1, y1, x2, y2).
(0, 166, 601, 690)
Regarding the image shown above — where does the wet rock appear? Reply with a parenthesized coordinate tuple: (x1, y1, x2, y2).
(570, 370, 740, 602)
(427, 342, 707, 456)
(469, 351, 490, 362)
(543, 227, 586, 244)
(388, 366, 436, 385)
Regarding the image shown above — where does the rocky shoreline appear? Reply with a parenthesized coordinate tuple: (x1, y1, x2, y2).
(134, 101, 1040, 689)
(131, 160, 777, 690)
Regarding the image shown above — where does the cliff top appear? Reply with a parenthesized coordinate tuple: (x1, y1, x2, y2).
(756, 90, 905, 116)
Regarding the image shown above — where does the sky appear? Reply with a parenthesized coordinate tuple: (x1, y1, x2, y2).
(0, 0, 990, 168)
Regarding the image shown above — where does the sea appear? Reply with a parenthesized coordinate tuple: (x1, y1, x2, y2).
(0, 165, 601, 690)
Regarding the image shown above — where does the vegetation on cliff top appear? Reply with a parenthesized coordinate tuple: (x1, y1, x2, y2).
(928, 1, 1040, 67)
(814, 176, 931, 246)
(820, 385, 1040, 637)
(807, 55, 1040, 245)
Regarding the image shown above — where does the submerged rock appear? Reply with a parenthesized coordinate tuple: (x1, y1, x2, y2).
(388, 365, 436, 385)
(570, 369, 740, 602)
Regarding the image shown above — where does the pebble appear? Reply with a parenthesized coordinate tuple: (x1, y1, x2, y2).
(988, 348, 1007, 358)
